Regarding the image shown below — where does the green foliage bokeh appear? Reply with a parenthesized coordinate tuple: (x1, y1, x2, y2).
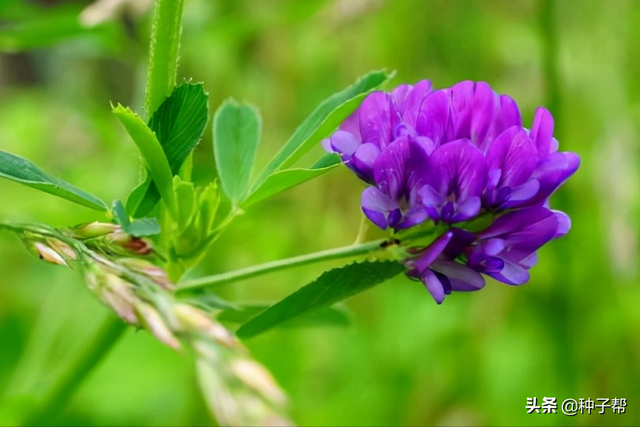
(1, 0, 639, 426)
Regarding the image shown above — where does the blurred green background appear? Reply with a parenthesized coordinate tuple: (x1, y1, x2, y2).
(1, 0, 639, 425)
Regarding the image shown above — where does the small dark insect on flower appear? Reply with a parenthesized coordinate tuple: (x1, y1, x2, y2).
(380, 238, 401, 249)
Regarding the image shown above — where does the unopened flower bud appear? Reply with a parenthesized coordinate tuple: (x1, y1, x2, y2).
(34, 242, 67, 266)
(103, 275, 138, 324)
(230, 359, 287, 405)
(117, 258, 173, 290)
(108, 231, 152, 255)
(46, 238, 77, 261)
(107, 229, 132, 245)
(135, 303, 181, 350)
(85, 268, 138, 324)
(74, 221, 120, 238)
(172, 303, 236, 347)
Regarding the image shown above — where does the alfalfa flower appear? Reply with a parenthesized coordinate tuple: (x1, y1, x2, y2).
(326, 79, 580, 303)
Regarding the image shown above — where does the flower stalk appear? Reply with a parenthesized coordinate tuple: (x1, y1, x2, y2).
(176, 238, 391, 293)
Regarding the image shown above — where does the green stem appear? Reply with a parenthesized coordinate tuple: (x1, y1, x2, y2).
(22, 316, 128, 426)
(144, 0, 185, 117)
(177, 239, 387, 293)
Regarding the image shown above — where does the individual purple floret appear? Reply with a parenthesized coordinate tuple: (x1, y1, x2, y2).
(325, 79, 580, 303)
(483, 108, 580, 209)
(406, 207, 569, 303)
(466, 207, 570, 285)
(405, 229, 484, 304)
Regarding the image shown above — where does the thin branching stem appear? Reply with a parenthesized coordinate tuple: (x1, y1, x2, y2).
(176, 239, 388, 293)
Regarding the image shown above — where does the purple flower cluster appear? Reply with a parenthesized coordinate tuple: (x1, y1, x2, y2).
(324, 80, 579, 303)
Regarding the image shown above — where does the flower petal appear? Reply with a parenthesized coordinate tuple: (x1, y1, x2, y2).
(520, 252, 538, 268)
(358, 92, 400, 149)
(415, 89, 453, 145)
(552, 210, 571, 238)
(391, 84, 412, 105)
(395, 206, 428, 229)
(481, 207, 555, 239)
(321, 138, 332, 153)
(329, 130, 361, 158)
(413, 231, 454, 271)
(480, 207, 559, 262)
(530, 151, 580, 204)
(420, 269, 446, 304)
(361, 187, 400, 230)
(430, 260, 486, 291)
(453, 196, 481, 222)
(530, 107, 554, 156)
(372, 135, 431, 200)
(502, 179, 540, 208)
(339, 110, 361, 139)
(485, 127, 538, 189)
(469, 82, 499, 146)
(489, 95, 522, 147)
(489, 258, 530, 285)
(372, 136, 410, 200)
(449, 81, 498, 146)
(351, 142, 380, 181)
(449, 80, 475, 139)
(442, 227, 477, 258)
(397, 80, 432, 126)
(426, 139, 487, 201)
(479, 238, 506, 255)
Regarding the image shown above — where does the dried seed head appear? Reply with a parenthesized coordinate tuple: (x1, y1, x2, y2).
(34, 242, 68, 266)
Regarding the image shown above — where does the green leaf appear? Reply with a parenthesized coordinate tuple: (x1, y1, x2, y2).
(254, 70, 392, 185)
(111, 200, 160, 237)
(236, 261, 404, 339)
(213, 99, 261, 203)
(149, 83, 209, 173)
(194, 182, 220, 237)
(172, 177, 197, 232)
(241, 153, 340, 208)
(130, 83, 210, 217)
(125, 179, 155, 215)
(219, 303, 352, 329)
(0, 150, 107, 211)
(126, 218, 161, 238)
(113, 104, 176, 216)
